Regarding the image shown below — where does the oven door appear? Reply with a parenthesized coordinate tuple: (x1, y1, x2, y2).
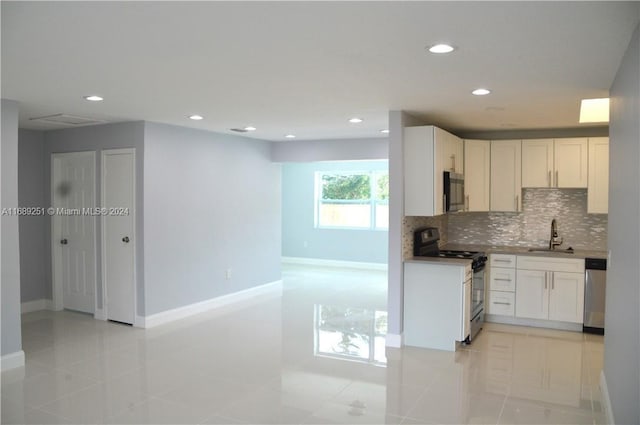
(471, 266, 485, 319)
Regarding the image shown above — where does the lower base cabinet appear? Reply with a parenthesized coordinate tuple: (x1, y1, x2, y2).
(515, 270, 584, 324)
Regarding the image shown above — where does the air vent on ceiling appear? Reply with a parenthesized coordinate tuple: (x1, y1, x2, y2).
(29, 113, 107, 126)
(229, 128, 248, 133)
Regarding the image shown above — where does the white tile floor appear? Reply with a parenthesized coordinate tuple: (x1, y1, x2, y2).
(1, 265, 605, 424)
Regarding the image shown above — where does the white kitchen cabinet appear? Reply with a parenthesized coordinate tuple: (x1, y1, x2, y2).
(554, 138, 588, 188)
(515, 256, 585, 323)
(587, 137, 609, 214)
(522, 138, 588, 188)
(488, 253, 517, 317)
(515, 269, 549, 320)
(404, 125, 456, 216)
(464, 139, 490, 211)
(522, 139, 554, 187)
(443, 132, 464, 174)
(403, 261, 471, 351)
(490, 140, 522, 212)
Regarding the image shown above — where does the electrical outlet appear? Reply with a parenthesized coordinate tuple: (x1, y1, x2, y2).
(226, 268, 232, 280)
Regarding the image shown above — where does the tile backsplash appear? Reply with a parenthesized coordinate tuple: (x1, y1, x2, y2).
(402, 215, 448, 259)
(447, 189, 607, 250)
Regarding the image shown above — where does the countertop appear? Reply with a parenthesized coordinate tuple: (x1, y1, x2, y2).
(441, 243, 607, 260)
(404, 256, 473, 266)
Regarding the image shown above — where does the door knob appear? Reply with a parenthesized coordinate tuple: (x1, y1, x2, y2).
(60, 238, 68, 245)
(122, 236, 130, 243)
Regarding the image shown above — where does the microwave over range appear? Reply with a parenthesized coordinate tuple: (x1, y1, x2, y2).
(444, 171, 464, 212)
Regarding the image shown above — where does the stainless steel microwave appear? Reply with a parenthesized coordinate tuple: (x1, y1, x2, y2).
(444, 171, 464, 212)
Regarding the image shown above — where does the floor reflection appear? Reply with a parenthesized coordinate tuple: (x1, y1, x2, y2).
(314, 304, 387, 366)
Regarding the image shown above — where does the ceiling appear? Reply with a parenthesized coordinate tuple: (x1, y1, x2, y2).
(2, 2, 639, 141)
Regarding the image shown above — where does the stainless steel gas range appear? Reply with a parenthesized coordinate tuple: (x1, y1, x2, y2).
(413, 227, 487, 342)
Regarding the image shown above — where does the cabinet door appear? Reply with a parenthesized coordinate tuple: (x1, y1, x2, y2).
(522, 139, 554, 188)
(442, 132, 464, 174)
(464, 140, 490, 211)
(404, 126, 438, 216)
(490, 140, 522, 212)
(548, 272, 584, 323)
(554, 138, 588, 188)
(587, 137, 609, 214)
(516, 270, 548, 320)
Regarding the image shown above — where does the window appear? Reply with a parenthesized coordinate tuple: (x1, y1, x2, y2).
(315, 171, 389, 230)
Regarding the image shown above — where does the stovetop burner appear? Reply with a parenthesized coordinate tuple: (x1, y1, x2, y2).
(413, 228, 487, 270)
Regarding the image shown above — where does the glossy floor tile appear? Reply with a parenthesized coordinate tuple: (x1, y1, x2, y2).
(2, 264, 604, 424)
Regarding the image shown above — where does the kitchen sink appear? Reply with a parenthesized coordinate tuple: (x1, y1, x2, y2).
(527, 247, 574, 254)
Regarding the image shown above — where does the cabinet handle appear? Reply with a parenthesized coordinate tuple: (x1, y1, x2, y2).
(450, 154, 456, 172)
(551, 273, 555, 290)
(493, 302, 511, 306)
(515, 195, 519, 211)
(443, 193, 447, 211)
(548, 171, 552, 188)
(544, 272, 548, 289)
(494, 278, 512, 282)
(466, 195, 470, 211)
(494, 259, 512, 263)
(555, 170, 559, 187)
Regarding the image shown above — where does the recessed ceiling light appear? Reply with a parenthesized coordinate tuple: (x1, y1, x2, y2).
(472, 88, 491, 96)
(427, 44, 455, 54)
(83, 95, 103, 102)
(380, 129, 390, 134)
(188, 115, 204, 120)
(349, 118, 363, 123)
(579, 98, 609, 123)
(285, 134, 296, 139)
(244, 126, 257, 131)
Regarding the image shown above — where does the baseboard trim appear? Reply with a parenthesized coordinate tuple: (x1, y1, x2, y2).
(485, 314, 583, 332)
(21, 299, 53, 314)
(386, 333, 403, 348)
(141, 280, 283, 328)
(600, 371, 615, 425)
(282, 256, 388, 271)
(1, 350, 25, 371)
(94, 309, 107, 321)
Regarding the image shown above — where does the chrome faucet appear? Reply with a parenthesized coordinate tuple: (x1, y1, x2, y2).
(549, 219, 563, 250)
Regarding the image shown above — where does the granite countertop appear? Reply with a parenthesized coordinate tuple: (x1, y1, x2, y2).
(441, 243, 607, 260)
(404, 256, 473, 266)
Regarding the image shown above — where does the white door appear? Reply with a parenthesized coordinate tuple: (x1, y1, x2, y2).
(522, 139, 554, 188)
(554, 138, 588, 188)
(102, 149, 136, 324)
(52, 151, 97, 313)
(548, 272, 584, 323)
(464, 139, 490, 211)
(490, 140, 522, 212)
(515, 269, 548, 320)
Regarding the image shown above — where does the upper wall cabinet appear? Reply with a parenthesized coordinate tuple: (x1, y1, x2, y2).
(522, 138, 588, 188)
(442, 132, 464, 175)
(587, 137, 609, 214)
(490, 140, 522, 212)
(405, 125, 457, 216)
(464, 140, 490, 212)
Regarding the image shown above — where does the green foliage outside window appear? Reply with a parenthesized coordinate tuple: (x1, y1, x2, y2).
(321, 174, 371, 200)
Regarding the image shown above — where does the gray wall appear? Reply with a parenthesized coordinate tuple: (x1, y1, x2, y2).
(18, 129, 48, 302)
(387, 111, 426, 339)
(143, 122, 281, 316)
(271, 137, 388, 162)
(448, 189, 608, 251)
(1, 99, 22, 356)
(44, 121, 145, 314)
(604, 23, 640, 425)
(281, 161, 388, 264)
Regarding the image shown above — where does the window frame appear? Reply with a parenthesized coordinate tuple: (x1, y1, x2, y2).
(314, 170, 389, 231)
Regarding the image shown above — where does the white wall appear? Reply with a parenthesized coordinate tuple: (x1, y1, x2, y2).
(604, 22, 640, 425)
(143, 122, 281, 316)
(272, 137, 388, 162)
(1, 99, 23, 359)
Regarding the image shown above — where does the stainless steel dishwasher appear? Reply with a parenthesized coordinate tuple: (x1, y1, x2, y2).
(583, 258, 607, 334)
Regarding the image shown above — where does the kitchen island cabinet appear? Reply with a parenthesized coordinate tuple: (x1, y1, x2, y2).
(403, 260, 471, 351)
